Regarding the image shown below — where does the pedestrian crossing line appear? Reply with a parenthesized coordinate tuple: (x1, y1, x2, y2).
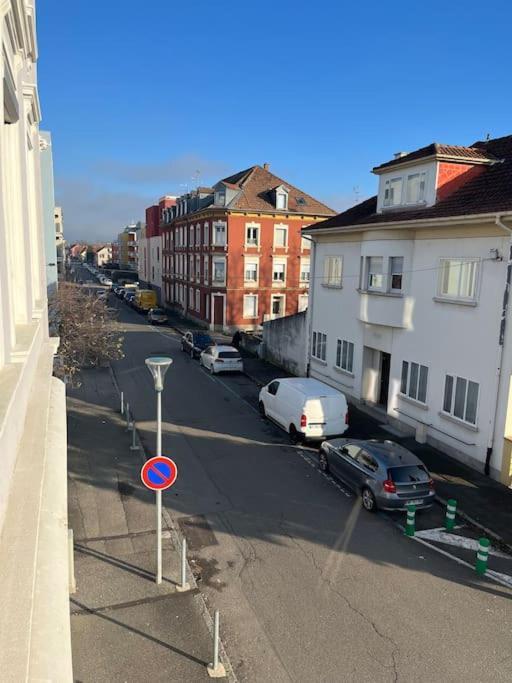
(415, 528, 512, 559)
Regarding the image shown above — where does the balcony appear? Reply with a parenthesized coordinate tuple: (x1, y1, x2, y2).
(357, 290, 414, 329)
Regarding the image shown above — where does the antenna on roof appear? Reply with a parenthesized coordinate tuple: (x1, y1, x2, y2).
(485, 132, 491, 141)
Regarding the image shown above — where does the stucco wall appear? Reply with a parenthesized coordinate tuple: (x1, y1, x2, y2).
(262, 311, 307, 376)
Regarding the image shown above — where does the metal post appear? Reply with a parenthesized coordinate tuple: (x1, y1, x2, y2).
(130, 418, 139, 451)
(120, 390, 124, 415)
(207, 610, 226, 678)
(176, 537, 190, 592)
(68, 529, 76, 594)
(445, 499, 457, 531)
(405, 503, 416, 537)
(156, 390, 162, 585)
(125, 402, 130, 430)
(476, 537, 490, 575)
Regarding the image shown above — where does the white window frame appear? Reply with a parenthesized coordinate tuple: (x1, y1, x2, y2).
(212, 257, 226, 285)
(243, 294, 258, 319)
(442, 373, 479, 426)
(195, 255, 201, 282)
(213, 221, 227, 247)
(189, 254, 194, 280)
(189, 286, 194, 308)
(272, 258, 287, 285)
(311, 331, 327, 362)
(245, 222, 260, 248)
(276, 191, 288, 211)
(437, 257, 479, 303)
(389, 256, 404, 293)
(203, 222, 209, 246)
(195, 289, 200, 312)
(301, 236, 311, 252)
(383, 177, 403, 207)
(405, 172, 426, 205)
(203, 255, 209, 284)
(270, 294, 286, 319)
(189, 226, 194, 247)
(298, 294, 308, 312)
(367, 256, 384, 291)
(323, 256, 343, 288)
(195, 224, 201, 247)
(400, 361, 429, 404)
(300, 257, 310, 284)
(273, 224, 288, 249)
(335, 339, 354, 373)
(244, 258, 259, 284)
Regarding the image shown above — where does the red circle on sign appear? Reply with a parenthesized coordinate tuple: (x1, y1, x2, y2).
(141, 456, 178, 491)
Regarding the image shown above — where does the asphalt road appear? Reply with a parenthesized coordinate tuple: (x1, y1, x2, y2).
(76, 269, 512, 682)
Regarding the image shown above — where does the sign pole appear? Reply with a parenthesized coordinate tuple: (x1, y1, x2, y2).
(156, 390, 162, 585)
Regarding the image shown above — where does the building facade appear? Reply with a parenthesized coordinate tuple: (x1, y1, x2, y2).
(118, 222, 141, 270)
(94, 243, 113, 267)
(39, 130, 58, 292)
(139, 196, 176, 302)
(0, 1, 72, 678)
(162, 165, 334, 331)
(304, 136, 512, 484)
(54, 205, 64, 274)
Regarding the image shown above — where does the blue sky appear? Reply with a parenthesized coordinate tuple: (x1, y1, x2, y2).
(37, 0, 512, 242)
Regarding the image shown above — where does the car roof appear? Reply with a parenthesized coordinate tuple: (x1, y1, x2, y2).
(270, 377, 343, 398)
(326, 439, 424, 467)
(215, 345, 238, 352)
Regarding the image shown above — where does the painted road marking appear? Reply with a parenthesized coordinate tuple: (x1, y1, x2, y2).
(296, 449, 352, 498)
(415, 528, 512, 559)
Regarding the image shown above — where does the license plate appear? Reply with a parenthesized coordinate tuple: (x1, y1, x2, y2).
(409, 499, 424, 506)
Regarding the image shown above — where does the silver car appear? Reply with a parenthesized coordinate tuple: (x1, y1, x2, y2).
(199, 345, 243, 374)
(318, 438, 435, 512)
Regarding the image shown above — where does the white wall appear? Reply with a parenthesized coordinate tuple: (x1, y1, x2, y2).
(308, 225, 512, 479)
(149, 235, 162, 295)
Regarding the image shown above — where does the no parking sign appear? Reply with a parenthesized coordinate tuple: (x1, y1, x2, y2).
(141, 456, 178, 491)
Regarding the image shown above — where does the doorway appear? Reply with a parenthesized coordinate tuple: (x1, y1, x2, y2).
(379, 352, 391, 406)
(212, 294, 224, 330)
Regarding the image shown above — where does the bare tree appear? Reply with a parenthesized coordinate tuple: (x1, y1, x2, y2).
(49, 283, 124, 384)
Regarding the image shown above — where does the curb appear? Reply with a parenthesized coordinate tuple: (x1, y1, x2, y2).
(108, 363, 238, 682)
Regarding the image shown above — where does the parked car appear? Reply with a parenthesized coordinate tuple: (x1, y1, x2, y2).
(181, 331, 215, 358)
(318, 438, 435, 512)
(147, 308, 168, 325)
(125, 291, 136, 306)
(199, 345, 243, 374)
(258, 377, 348, 443)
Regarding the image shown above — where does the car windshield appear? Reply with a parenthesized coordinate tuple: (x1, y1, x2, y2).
(195, 335, 213, 345)
(219, 351, 241, 359)
(388, 465, 429, 483)
(153, 309, 165, 315)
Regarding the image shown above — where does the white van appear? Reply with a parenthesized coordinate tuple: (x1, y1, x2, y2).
(258, 377, 349, 442)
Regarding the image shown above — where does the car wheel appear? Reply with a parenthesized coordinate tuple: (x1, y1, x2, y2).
(259, 401, 266, 418)
(318, 449, 329, 473)
(289, 424, 301, 444)
(361, 487, 377, 513)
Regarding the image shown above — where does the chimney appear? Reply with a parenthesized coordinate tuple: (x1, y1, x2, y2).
(263, 163, 270, 170)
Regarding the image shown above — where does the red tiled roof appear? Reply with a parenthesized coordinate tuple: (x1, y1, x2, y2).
(220, 165, 335, 216)
(307, 135, 512, 232)
(373, 142, 497, 172)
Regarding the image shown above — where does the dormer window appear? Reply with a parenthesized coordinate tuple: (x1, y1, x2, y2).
(405, 172, 426, 204)
(275, 185, 289, 211)
(215, 191, 225, 206)
(383, 178, 402, 207)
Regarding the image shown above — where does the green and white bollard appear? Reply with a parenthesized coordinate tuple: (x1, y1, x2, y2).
(405, 503, 416, 537)
(445, 499, 457, 531)
(475, 538, 490, 575)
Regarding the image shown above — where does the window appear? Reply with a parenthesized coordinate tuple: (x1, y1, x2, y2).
(213, 222, 226, 247)
(213, 258, 226, 283)
(157, 246, 160, 261)
(323, 256, 342, 287)
(203, 223, 209, 246)
(215, 191, 225, 206)
(204, 256, 209, 284)
(274, 225, 288, 248)
(245, 260, 258, 283)
(300, 258, 310, 283)
(356, 451, 379, 472)
(267, 381, 279, 396)
(196, 225, 200, 246)
(276, 192, 288, 210)
(312, 331, 327, 361)
(195, 289, 200, 312)
(335, 340, 354, 373)
(189, 287, 194, 308)
(367, 256, 383, 290)
(406, 172, 426, 204)
(271, 294, 285, 318)
(442, 374, 479, 425)
(438, 258, 478, 301)
(383, 177, 402, 207)
(400, 361, 428, 403)
(243, 294, 258, 318)
(390, 256, 403, 292)
(190, 226, 194, 247)
(189, 255, 194, 279)
(301, 236, 310, 251)
(298, 294, 308, 312)
(246, 224, 260, 246)
(195, 255, 200, 281)
(273, 261, 286, 283)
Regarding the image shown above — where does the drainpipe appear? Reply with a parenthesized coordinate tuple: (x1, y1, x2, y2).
(303, 234, 316, 377)
(485, 215, 512, 475)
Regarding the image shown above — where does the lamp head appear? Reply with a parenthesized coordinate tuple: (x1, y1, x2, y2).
(145, 356, 173, 392)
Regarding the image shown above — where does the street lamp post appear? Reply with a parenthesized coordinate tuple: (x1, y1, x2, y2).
(145, 356, 173, 584)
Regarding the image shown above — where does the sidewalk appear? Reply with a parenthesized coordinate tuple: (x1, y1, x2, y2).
(166, 311, 512, 550)
(67, 369, 215, 682)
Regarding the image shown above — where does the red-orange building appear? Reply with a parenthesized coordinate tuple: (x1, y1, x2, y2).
(162, 164, 335, 331)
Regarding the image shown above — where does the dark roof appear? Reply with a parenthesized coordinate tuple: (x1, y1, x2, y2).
(219, 165, 335, 216)
(307, 134, 512, 232)
(373, 142, 497, 172)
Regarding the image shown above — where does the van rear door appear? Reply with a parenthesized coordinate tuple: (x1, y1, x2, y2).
(305, 394, 348, 437)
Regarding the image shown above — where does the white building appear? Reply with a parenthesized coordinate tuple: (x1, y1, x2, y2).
(94, 243, 112, 267)
(304, 137, 512, 485)
(54, 205, 64, 274)
(0, 1, 72, 678)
